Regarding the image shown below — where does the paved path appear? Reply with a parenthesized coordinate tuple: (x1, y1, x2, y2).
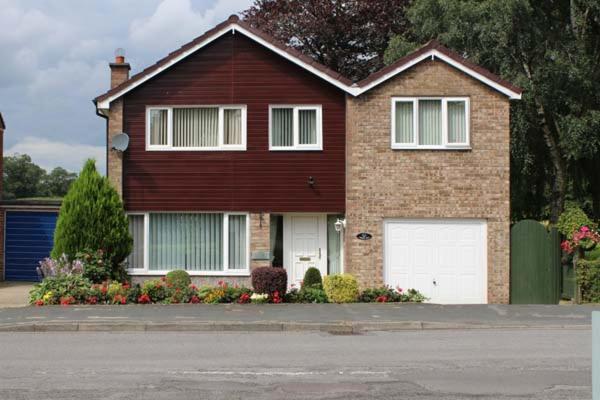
(0, 282, 32, 308)
(0, 328, 590, 399)
(0, 303, 598, 332)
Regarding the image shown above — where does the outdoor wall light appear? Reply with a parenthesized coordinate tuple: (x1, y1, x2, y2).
(308, 176, 315, 187)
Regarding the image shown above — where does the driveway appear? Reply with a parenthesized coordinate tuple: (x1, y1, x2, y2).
(0, 282, 32, 308)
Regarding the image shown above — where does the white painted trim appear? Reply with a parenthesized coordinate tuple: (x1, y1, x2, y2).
(390, 97, 471, 150)
(125, 211, 250, 276)
(95, 23, 520, 114)
(268, 105, 323, 151)
(145, 105, 247, 151)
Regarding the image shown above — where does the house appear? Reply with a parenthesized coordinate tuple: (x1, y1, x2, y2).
(94, 15, 521, 304)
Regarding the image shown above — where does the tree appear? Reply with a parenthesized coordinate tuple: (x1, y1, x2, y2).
(3, 154, 46, 199)
(41, 167, 77, 197)
(243, 0, 411, 81)
(384, 0, 600, 222)
(52, 159, 132, 277)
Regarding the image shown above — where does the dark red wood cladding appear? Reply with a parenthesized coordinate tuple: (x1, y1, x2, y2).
(122, 33, 345, 213)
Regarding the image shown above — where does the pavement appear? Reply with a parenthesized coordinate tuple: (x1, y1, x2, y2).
(0, 303, 598, 333)
(0, 282, 33, 308)
(0, 328, 590, 399)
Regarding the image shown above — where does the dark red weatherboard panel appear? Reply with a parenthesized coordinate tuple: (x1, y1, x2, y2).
(122, 33, 345, 213)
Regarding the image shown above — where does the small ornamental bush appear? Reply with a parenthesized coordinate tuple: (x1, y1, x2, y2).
(323, 274, 359, 303)
(251, 267, 287, 296)
(165, 270, 191, 289)
(302, 267, 323, 289)
(141, 279, 168, 303)
(576, 258, 600, 303)
(286, 287, 328, 303)
(76, 249, 111, 284)
(557, 204, 595, 239)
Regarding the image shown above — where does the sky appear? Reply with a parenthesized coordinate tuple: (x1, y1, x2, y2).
(0, 0, 254, 173)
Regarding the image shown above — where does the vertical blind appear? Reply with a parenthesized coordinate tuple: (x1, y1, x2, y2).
(228, 215, 247, 269)
(299, 109, 317, 145)
(224, 109, 242, 145)
(127, 215, 145, 269)
(149, 109, 168, 146)
(271, 108, 293, 146)
(149, 213, 224, 271)
(173, 108, 219, 147)
(418, 100, 442, 145)
(395, 102, 414, 143)
(447, 101, 467, 143)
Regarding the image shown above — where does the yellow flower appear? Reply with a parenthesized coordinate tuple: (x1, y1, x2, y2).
(42, 291, 54, 301)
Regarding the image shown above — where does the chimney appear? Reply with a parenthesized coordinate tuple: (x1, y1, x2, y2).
(109, 48, 130, 88)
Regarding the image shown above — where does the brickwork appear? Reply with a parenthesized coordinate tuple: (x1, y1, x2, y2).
(0, 210, 4, 280)
(345, 60, 511, 304)
(107, 98, 124, 197)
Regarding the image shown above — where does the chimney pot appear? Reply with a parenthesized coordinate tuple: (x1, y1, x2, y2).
(115, 55, 125, 64)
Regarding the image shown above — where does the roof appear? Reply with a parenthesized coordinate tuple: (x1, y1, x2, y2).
(95, 15, 521, 111)
(0, 112, 5, 130)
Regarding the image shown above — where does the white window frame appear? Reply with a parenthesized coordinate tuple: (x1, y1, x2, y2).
(146, 105, 247, 151)
(269, 105, 323, 151)
(125, 212, 250, 276)
(390, 97, 470, 150)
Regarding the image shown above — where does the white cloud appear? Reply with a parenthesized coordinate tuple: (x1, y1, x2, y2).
(5, 137, 105, 173)
(129, 0, 253, 54)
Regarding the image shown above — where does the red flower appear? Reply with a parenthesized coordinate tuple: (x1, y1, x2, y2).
(86, 296, 98, 305)
(272, 291, 282, 304)
(60, 296, 75, 306)
(189, 295, 201, 304)
(189, 284, 198, 291)
(561, 240, 573, 254)
(138, 294, 151, 304)
(100, 286, 108, 295)
(161, 277, 166, 282)
(238, 293, 251, 304)
(34, 299, 44, 306)
(376, 295, 388, 303)
(122, 283, 130, 290)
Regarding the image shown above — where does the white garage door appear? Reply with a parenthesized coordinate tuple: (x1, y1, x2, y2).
(384, 219, 487, 304)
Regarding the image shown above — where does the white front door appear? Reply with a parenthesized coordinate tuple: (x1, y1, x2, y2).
(284, 214, 327, 287)
(384, 219, 487, 304)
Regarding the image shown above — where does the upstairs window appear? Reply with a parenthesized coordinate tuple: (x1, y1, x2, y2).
(269, 105, 322, 150)
(391, 97, 469, 149)
(147, 105, 246, 150)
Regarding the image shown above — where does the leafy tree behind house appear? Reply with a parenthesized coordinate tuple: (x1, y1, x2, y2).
(51, 159, 132, 279)
(3, 154, 77, 199)
(243, 0, 411, 81)
(3, 154, 46, 199)
(383, 0, 600, 222)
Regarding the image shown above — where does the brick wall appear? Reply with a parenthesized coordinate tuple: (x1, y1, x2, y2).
(107, 98, 124, 197)
(345, 60, 511, 303)
(0, 210, 4, 280)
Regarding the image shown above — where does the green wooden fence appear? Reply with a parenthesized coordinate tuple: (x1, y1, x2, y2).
(510, 220, 561, 304)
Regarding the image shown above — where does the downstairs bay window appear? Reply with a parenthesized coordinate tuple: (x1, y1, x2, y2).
(391, 97, 470, 149)
(126, 213, 249, 275)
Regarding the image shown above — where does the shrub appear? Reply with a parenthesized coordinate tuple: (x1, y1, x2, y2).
(203, 287, 226, 304)
(359, 286, 427, 303)
(302, 267, 322, 289)
(576, 258, 600, 303)
(323, 274, 359, 303)
(141, 279, 168, 303)
(165, 270, 191, 289)
(294, 287, 328, 303)
(29, 274, 92, 305)
(75, 250, 111, 283)
(557, 204, 595, 239)
(51, 159, 132, 279)
(251, 267, 287, 296)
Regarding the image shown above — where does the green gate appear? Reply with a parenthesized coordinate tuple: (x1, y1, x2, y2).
(510, 220, 561, 304)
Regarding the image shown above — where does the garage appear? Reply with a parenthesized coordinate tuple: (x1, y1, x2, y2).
(4, 210, 58, 281)
(384, 219, 487, 304)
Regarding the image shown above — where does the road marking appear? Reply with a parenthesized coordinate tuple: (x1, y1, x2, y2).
(86, 316, 129, 319)
(170, 370, 390, 377)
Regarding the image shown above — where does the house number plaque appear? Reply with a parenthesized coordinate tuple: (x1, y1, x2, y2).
(356, 232, 372, 240)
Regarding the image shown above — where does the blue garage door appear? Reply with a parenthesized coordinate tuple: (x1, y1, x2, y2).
(5, 211, 58, 281)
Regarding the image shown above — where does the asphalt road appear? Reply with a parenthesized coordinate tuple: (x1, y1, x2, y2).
(0, 329, 591, 399)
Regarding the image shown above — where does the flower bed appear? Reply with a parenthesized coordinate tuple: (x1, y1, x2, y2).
(30, 262, 426, 306)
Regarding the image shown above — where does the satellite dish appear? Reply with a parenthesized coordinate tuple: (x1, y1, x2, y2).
(112, 133, 129, 152)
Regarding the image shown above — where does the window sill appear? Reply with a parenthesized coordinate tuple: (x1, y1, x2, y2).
(127, 270, 251, 277)
(269, 147, 323, 151)
(391, 145, 472, 151)
(145, 147, 247, 152)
